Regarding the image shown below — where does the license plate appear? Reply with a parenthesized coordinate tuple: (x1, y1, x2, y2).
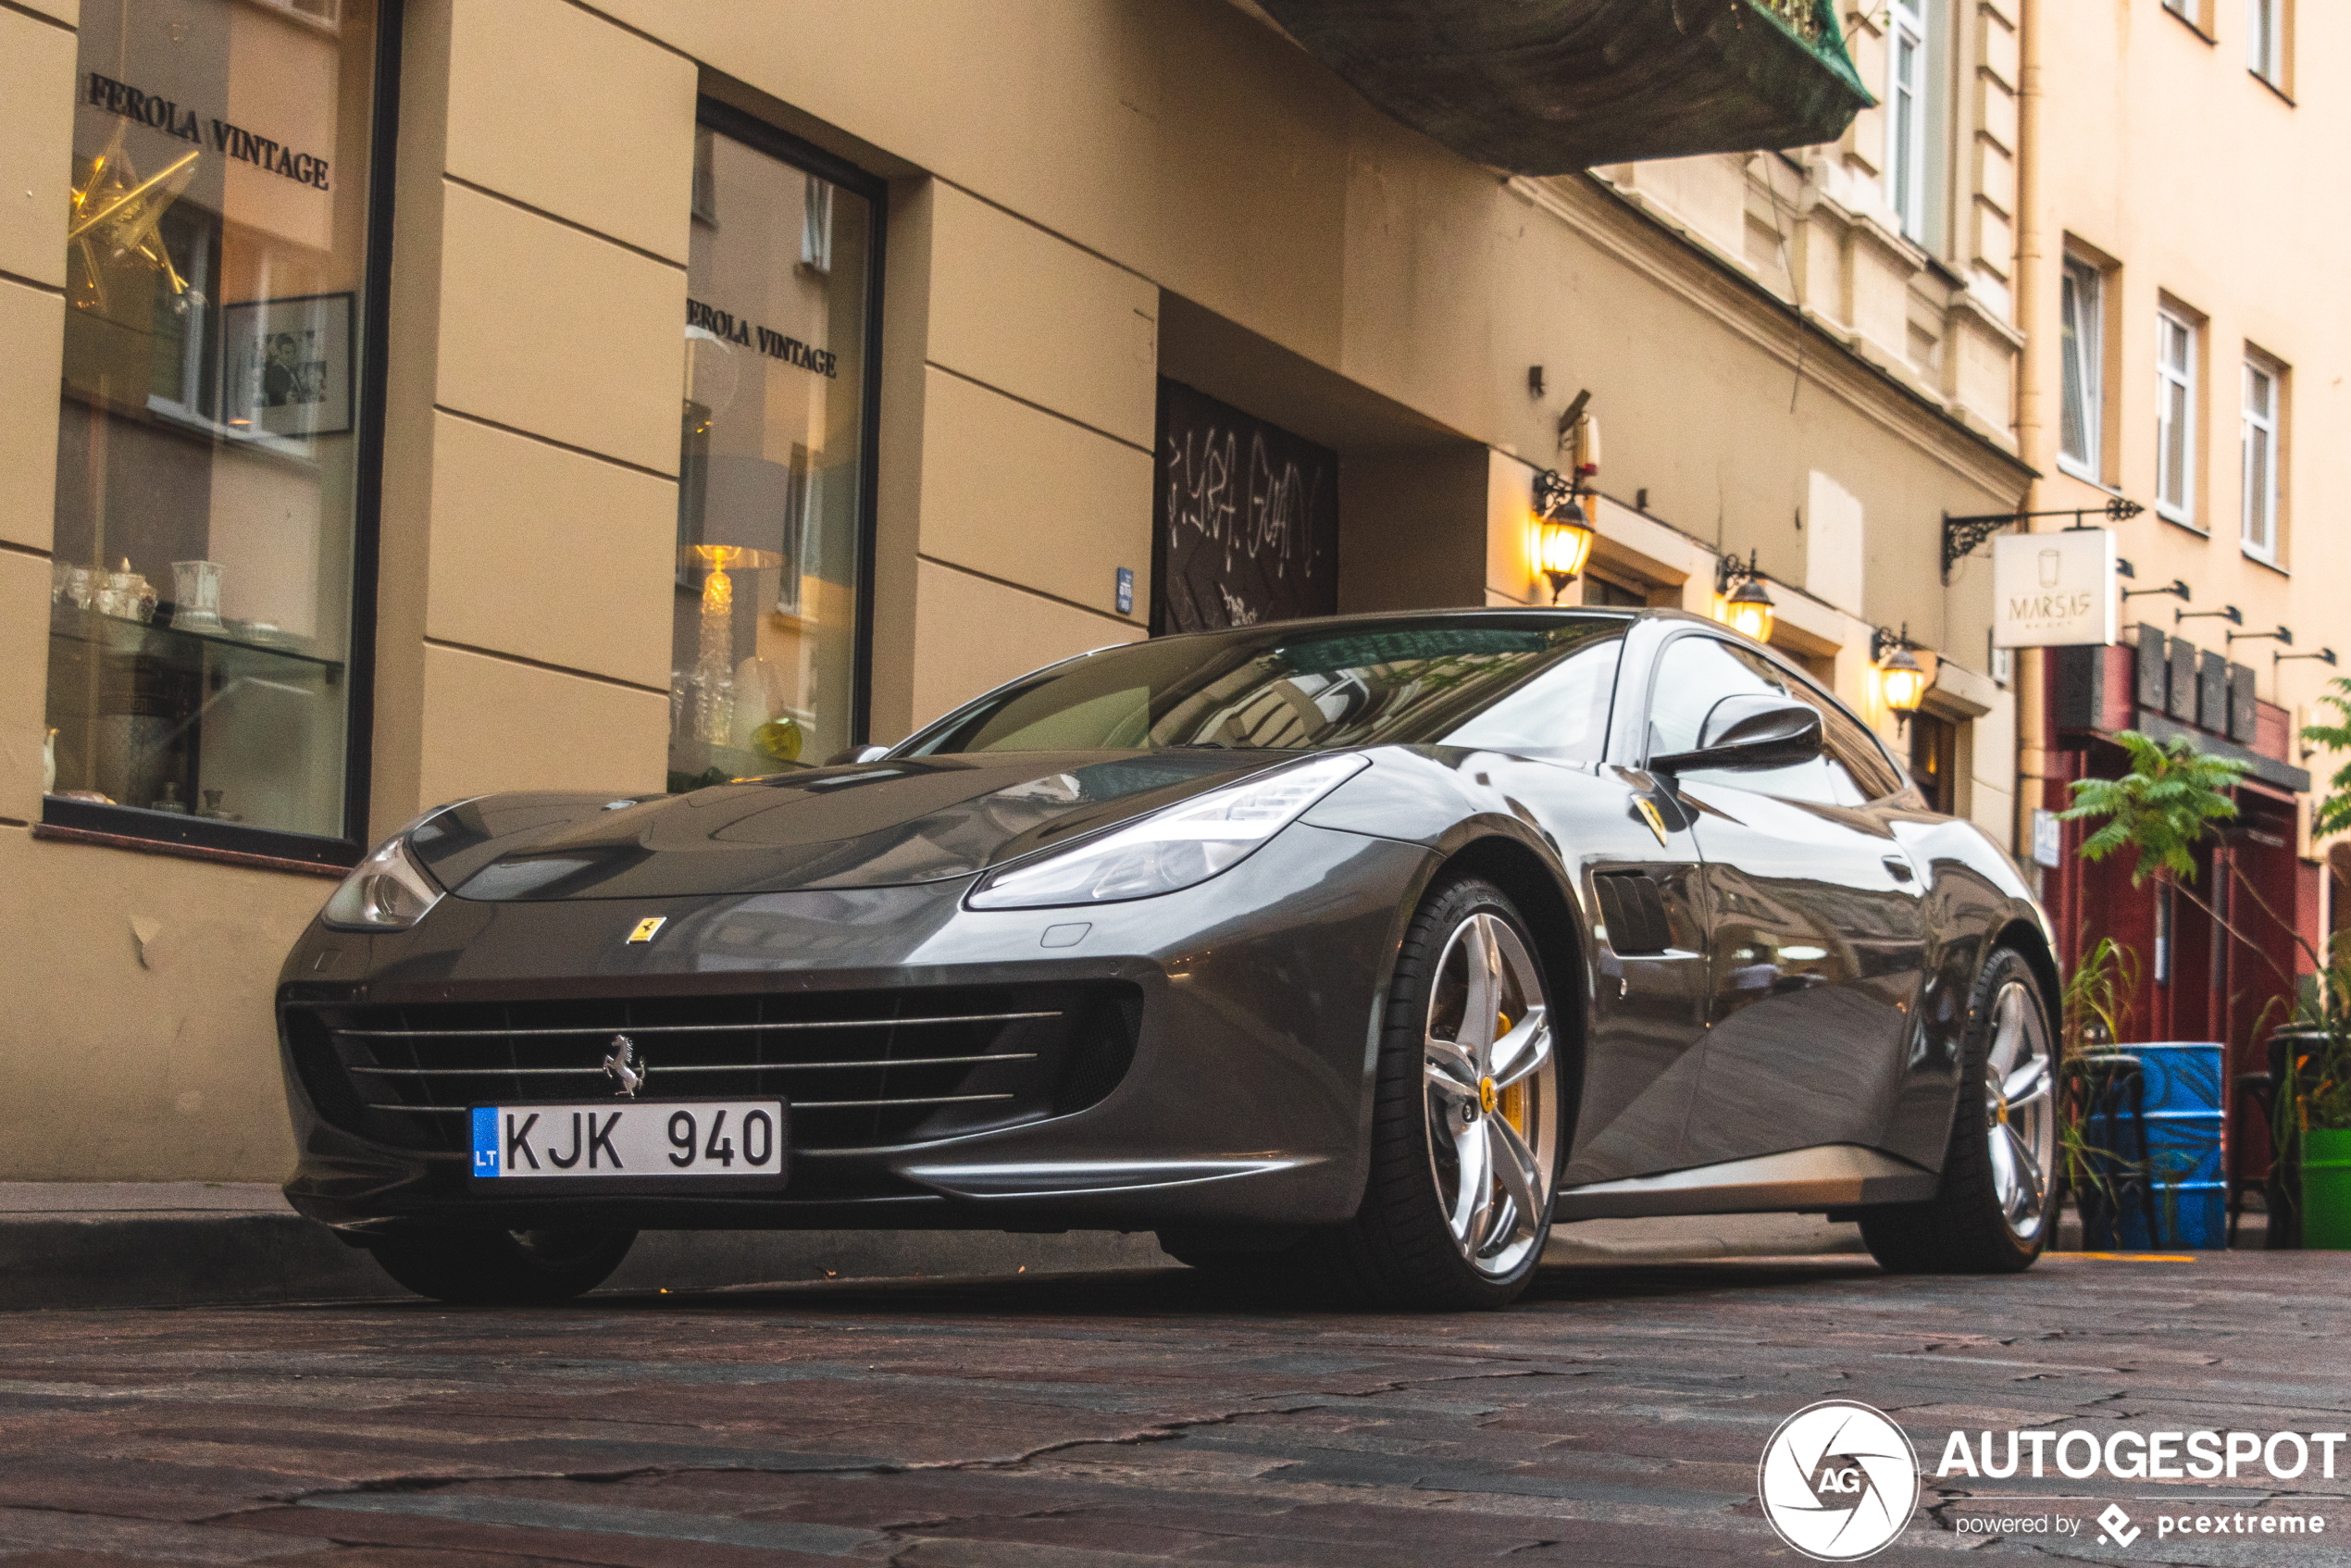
(470, 1101, 787, 1181)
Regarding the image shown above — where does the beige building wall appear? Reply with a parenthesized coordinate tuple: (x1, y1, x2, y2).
(1, 0, 2034, 1179)
(2016, 0, 2351, 865)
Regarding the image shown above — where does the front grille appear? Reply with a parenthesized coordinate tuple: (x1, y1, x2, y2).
(286, 983, 1140, 1158)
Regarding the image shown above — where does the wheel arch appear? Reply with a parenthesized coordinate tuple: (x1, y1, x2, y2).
(1426, 833, 1591, 1148)
(1993, 915, 2063, 1046)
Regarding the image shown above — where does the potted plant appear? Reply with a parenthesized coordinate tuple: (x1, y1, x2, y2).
(2268, 943, 2351, 1249)
(2061, 731, 2250, 1250)
(2058, 934, 2143, 1249)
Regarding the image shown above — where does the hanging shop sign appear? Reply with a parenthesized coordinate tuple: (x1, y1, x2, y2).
(1992, 529, 2116, 648)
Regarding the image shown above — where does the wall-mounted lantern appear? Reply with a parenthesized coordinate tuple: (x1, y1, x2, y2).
(1713, 550, 1775, 643)
(1871, 624, 1928, 728)
(1532, 467, 1594, 604)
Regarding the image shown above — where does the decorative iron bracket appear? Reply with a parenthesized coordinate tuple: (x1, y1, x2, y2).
(1532, 467, 1575, 519)
(1940, 496, 2145, 581)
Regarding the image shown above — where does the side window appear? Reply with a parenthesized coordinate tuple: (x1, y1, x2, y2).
(1644, 636, 1841, 805)
(1442, 637, 1623, 761)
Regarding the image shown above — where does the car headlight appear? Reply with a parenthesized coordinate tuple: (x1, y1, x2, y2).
(322, 833, 445, 929)
(967, 753, 1369, 910)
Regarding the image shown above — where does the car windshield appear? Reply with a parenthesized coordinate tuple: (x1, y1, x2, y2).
(900, 616, 1627, 759)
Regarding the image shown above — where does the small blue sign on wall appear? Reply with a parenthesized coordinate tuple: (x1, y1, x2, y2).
(1115, 566, 1135, 616)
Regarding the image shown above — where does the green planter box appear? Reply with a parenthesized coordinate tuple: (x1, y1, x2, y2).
(2304, 1128, 2351, 1251)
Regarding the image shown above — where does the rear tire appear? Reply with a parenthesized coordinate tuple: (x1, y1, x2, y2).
(1861, 947, 2057, 1275)
(1305, 875, 1566, 1310)
(363, 1226, 637, 1304)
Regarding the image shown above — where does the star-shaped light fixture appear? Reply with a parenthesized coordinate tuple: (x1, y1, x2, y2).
(68, 123, 201, 316)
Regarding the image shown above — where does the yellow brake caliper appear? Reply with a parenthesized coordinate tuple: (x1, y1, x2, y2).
(1496, 1011, 1529, 1134)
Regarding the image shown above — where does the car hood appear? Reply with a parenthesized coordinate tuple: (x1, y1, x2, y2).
(408, 751, 1290, 902)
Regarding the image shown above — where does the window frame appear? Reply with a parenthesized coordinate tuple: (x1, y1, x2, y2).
(1885, 0, 1930, 242)
(2242, 353, 2283, 564)
(2247, 0, 2286, 88)
(690, 95, 890, 750)
(2155, 305, 2199, 528)
(2058, 258, 2106, 482)
(37, 0, 405, 871)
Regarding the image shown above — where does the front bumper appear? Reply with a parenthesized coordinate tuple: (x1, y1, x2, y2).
(278, 824, 1431, 1235)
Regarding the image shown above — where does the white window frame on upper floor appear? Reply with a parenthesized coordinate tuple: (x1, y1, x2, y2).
(2058, 257, 2105, 481)
(2156, 305, 2198, 526)
(1885, 0, 1930, 242)
(2242, 354, 2283, 563)
(2247, 0, 2286, 88)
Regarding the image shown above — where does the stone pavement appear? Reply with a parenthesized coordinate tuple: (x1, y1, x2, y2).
(0, 1249, 2344, 1565)
(0, 1183, 1866, 1310)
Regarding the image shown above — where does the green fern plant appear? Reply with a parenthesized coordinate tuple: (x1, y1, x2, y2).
(2303, 676, 2351, 839)
(2060, 729, 2245, 885)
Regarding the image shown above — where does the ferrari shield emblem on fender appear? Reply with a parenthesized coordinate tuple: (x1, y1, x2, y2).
(1634, 797, 1670, 847)
(626, 916, 666, 944)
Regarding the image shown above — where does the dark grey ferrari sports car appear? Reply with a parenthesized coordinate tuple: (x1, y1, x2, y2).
(278, 607, 2060, 1309)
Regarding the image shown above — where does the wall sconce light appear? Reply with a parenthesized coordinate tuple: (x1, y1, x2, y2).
(1723, 579, 1775, 643)
(1871, 624, 1929, 728)
(2227, 624, 2293, 649)
(2121, 578, 2191, 604)
(1713, 550, 1774, 642)
(2278, 647, 2338, 669)
(1532, 467, 1594, 603)
(2177, 604, 2243, 628)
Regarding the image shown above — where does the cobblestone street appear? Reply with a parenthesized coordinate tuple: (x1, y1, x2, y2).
(2, 1250, 2347, 1565)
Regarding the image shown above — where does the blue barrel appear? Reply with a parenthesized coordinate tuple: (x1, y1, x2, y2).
(2085, 1042, 2225, 1251)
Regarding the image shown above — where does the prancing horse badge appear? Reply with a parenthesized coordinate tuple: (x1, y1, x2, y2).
(626, 916, 667, 944)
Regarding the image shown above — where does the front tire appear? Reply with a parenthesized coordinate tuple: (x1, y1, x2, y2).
(363, 1226, 637, 1304)
(1312, 875, 1566, 1310)
(1861, 947, 2057, 1274)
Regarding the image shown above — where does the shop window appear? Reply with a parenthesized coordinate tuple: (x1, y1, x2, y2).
(2058, 258, 2105, 480)
(671, 106, 882, 791)
(1908, 711, 1959, 815)
(2156, 305, 2198, 526)
(44, 0, 391, 862)
(2242, 353, 2283, 563)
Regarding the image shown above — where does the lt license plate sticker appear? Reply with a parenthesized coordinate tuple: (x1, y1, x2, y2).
(470, 1101, 787, 1180)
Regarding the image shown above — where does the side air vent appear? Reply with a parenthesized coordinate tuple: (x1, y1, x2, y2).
(1593, 871, 1673, 955)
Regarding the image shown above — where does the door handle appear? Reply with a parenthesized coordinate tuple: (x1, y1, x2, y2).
(1883, 855, 1915, 883)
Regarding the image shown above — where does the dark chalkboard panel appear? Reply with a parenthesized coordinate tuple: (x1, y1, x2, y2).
(1151, 379, 1338, 635)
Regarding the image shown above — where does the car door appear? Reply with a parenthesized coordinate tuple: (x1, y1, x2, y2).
(1440, 631, 1712, 1185)
(1639, 632, 1928, 1167)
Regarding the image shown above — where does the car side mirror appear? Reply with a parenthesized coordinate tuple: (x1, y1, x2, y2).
(1650, 694, 1822, 775)
(824, 744, 891, 766)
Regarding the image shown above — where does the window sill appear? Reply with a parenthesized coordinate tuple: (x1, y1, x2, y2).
(2251, 70, 2295, 106)
(2158, 508, 2207, 538)
(2243, 547, 2289, 577)
(2162, 6, 2217, 44)
(2052, 455, 2110, 488)
(35, 799, 355, 877)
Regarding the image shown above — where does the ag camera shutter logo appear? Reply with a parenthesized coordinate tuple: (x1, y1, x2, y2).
(1759, 1400, 1922, 1561)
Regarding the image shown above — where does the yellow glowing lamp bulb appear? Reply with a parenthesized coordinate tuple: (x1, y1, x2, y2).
(1880, 646, 1928, 714)
(1723, 578, 1775, 643)
(1537, 514, 1595, 579)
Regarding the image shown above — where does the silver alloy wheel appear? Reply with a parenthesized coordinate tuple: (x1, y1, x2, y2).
(1422, 910, 1560, 1277)
(1984, 978, 2056, 1241)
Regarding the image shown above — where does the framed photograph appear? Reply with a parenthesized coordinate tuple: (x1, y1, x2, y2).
(222, 292, 354, 440)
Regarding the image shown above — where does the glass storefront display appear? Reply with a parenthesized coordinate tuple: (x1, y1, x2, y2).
(45, 0, 384, 854)
(670, 112, 877, 791)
